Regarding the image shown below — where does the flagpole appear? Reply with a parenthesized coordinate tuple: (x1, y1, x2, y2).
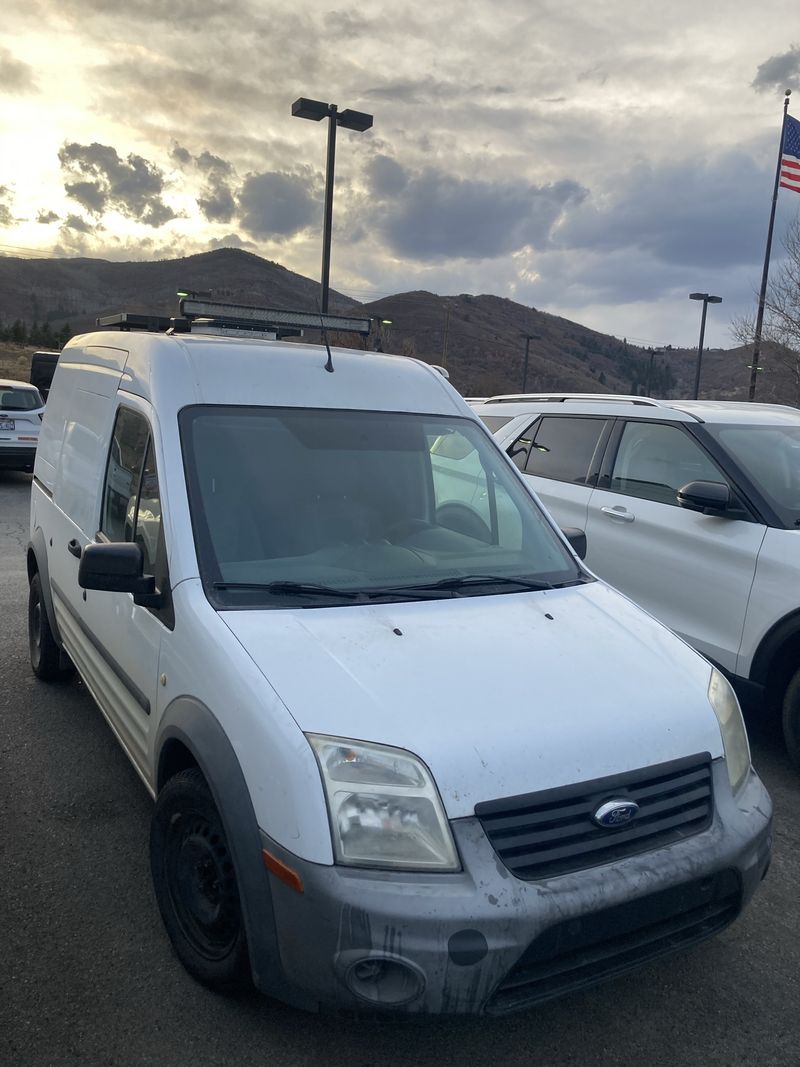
(748, 89, 792, 401)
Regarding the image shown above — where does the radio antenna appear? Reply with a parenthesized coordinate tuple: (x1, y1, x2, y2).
(317, 302, 334, 373)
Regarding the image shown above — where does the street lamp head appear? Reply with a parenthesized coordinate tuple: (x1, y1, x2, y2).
(689, 292, 708, 301)
(708, 295, 723, 304)
(291, 97, 329, 121)
(337, 108, 373, 132)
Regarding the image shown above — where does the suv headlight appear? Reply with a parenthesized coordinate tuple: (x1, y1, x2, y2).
(708, 668, 751, 795)
(307, 734, 460, 871)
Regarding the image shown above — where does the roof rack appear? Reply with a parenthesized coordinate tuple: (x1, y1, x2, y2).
(484, 393, 669, 407)
(97, 297, 372, 340)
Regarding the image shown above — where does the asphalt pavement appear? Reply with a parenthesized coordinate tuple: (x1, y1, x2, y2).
(1, 470, 798, 1067)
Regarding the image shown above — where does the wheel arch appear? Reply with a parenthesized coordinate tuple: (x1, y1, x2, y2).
(27, 530, 63, 647)
(749, 609, 800, 709)
(154, 696, 314, 1009)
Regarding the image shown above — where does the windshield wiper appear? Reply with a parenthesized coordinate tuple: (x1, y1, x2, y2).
(211, 580, 362, 600)
(368, 575, 555, 597)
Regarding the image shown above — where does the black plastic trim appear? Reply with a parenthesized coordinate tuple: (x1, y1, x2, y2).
(28, 528, 62, 648)
(155, 699, 315, 1010)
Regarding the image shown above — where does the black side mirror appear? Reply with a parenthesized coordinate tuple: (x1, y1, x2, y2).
(560, 526, 587, 559)
(79, 542, 162, 607)
(677, 480, 731, 514)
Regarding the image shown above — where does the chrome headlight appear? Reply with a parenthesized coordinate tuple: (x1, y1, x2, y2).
(708, 668, 750, 795)
(307, 735, 460, 871)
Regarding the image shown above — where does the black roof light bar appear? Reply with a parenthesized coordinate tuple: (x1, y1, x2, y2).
(178, 297, 372, 335)
(97, 299, 372, 339)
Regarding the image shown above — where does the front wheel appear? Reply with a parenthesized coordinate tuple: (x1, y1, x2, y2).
(28, 573, 74, 681)
(782, 667, 800, 772)
(150, 768, 251, 992)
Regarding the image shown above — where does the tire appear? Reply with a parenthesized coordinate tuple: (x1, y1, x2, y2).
(28, 572, 74, 681)
(150, 768, 251, 992)
(782, 667, 800, 772)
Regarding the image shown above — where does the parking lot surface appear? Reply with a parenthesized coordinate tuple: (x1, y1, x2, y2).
(1, 470, 798, 1067)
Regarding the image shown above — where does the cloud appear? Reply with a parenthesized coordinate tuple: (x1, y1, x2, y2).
(170, 142, 237, 222)
(207, 233, 257, 251)
(367, 160, 587, 260)
(752, 46, 800, 93)
(553, 152, 770, 271)
(62, 214, 95, 233)
(237, 170, 320, 239)
(58, 141, 178, 226)
(36, 209, 60, 224)
(0, 46, 36, 94)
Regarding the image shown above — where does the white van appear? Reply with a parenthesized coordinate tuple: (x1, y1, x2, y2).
(27, 311, 771, 1015)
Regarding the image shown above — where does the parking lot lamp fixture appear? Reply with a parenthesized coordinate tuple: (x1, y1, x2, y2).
(689, 293, 722, 400)
(291, 97, 373, 314)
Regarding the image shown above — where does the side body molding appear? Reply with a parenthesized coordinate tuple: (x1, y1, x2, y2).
(155, 697, 316, 1010)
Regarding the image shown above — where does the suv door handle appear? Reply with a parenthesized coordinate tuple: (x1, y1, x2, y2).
(67, 538, 83, 558)
(600, 506, 635, 523)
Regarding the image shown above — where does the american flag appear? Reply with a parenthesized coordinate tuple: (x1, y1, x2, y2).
(780, 113, 800, 194)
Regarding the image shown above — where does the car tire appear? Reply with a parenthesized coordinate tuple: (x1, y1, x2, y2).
(782, 667, 800, 772)
(28, 573, 74, 681)
(150, 768, 252, 993)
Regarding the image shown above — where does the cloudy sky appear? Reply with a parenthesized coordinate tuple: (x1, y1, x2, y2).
(1, 0, 799, 348)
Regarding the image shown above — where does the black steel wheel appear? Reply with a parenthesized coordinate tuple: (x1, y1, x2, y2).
(28, 572, 73, 681)
(150, 768, 251, 991)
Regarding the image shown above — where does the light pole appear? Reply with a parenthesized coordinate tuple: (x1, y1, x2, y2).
(689, 293, 722, 400)
(291, 97, 373, 314)
(522, 335, 534, 392)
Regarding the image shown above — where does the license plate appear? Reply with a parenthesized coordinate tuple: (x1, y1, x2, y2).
(0, 419, 15, 431)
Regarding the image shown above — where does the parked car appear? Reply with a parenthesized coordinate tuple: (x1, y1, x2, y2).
(27, 325, 770, 1015)
(475, 393, 800, 768)
(0, 379, 45, 472)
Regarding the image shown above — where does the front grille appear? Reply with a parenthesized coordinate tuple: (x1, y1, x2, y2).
(475, 753, 713, 880)
(485, 868, 741, 1015)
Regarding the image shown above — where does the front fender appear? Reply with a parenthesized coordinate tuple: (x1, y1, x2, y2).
(155, 696, 317, 1010)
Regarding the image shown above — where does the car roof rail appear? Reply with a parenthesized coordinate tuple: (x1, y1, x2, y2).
(484, 392, 669, 407)
(97, 296, 372, 340)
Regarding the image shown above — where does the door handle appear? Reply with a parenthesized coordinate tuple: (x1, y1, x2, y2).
(600, 506, 635, 523)
(67, 538, 83, 558)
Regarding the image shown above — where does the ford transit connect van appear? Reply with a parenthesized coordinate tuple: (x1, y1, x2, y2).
(26, 311, 771, 1014)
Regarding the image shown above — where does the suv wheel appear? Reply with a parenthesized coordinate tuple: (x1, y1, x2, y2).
(782, 668, 800, 772)
(150, 768, 251, 992)
(28, 573, 74, 681)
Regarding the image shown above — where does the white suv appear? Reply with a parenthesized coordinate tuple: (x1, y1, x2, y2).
(476, 394, 800, 768)
(0, 378, 45, 472)
(26, 326, 771, 1015)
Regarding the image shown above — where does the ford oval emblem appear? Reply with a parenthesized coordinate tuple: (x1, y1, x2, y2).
(593, 799, 640, 828)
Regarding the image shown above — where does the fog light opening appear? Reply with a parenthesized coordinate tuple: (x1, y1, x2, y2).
(344, 955, 425, 1006)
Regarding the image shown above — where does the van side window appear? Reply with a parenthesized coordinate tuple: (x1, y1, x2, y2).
(134, 440, 163, 578)
(101, 408, 150, 541)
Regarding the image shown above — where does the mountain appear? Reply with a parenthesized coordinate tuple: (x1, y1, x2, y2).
(0, 247, 796, 403)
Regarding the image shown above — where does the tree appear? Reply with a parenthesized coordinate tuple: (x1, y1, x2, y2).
(732, 213, 800, 405)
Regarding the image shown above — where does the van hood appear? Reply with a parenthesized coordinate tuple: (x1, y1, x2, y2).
(221, 582, 723, 818)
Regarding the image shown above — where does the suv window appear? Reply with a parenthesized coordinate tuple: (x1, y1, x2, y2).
(0, 386, 42, 411)
(511, 416, 607, 484)
(609, 422, 727, 505)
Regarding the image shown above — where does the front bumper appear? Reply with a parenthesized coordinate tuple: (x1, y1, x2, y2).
(258, 761, 771, 1014)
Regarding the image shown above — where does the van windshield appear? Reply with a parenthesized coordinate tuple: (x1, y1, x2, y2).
(180, 406, 584, 607)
